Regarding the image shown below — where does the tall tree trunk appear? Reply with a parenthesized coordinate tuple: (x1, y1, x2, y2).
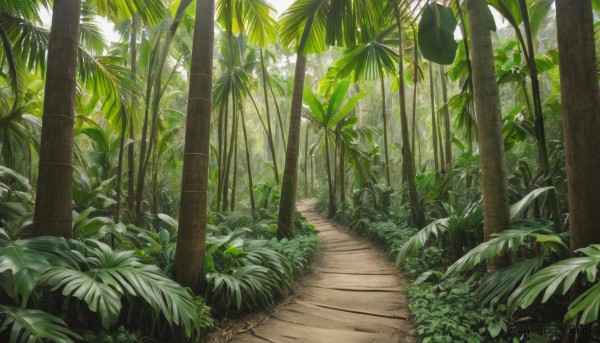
(240, 104, 256, 215)
(435, 73, 445, 173)
(380, 74, 391, 187)
(115, 107, 127, 226)
(393, 5, 424, 228)
(151, 150, 159, 216)
(518, 0, 561, 231)
(304, 123, 309, 198)
(339, 142, 346, 204)
(467, 0, 510, 272)
(260, 48, 280, 185)
(277, 17, 314, 239)
(216, 105, 225, 211)
(230, 110, 239, 212)
(127, 15, 138, 216)
(33, 0, 81, 238)
(175, 0, 214, 294)
(411, 43, 419, 170)
(428, 62, 439, 173)
(269, 76, 287, 152)
(556, 0, 600, 251)
(324, 132, 336, 218)
(439, 65, 452, 171)
(223, 99, 236, 211)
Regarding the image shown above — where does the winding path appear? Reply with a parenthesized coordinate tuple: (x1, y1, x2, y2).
(231, 199, 415, 343)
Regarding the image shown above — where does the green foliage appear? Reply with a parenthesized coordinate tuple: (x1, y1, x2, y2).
(267, 235, 319, 275)
(0, 305, 81, 343)
(81, 326, 142, 343)
(204, 228, 293, 313)
(509, 244, 600, 325)
(408, 277, 507, 342)
(418, 3, 458, 65)
(0, 236, 206, 341)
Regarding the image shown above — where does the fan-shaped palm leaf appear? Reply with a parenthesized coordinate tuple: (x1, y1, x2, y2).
(0, 305, 80, 343)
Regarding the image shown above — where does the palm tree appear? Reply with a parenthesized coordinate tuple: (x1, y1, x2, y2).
(555, 0, 600, 251)
(319, 25, 398, 187)
(175, 0, 215, 293)
(277, 0, 382, 238)
(390, 0, 424, 227)
(32, 0, 81, 238)
(304, 79, 365, 218)
(467, 0, 510, 272)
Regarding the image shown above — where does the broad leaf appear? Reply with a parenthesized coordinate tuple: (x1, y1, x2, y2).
(418, 3, 458, 65)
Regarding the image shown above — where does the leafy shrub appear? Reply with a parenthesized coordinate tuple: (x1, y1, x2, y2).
(268, 235, 319, 275)
(217, 211, 254, 230)
(408, 277, 507, 342)
(204, 228, 293, 314)
(0, 232, 207, 342)
(82, 326, 142, 343)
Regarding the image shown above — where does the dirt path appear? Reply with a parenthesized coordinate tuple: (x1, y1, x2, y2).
(230, 199, 415, 343)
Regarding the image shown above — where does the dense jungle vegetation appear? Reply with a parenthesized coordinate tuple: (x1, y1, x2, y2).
(0, 0, 599, 342)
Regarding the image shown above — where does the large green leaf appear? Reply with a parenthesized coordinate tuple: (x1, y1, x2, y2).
(418, 3, 458, 65)
(509, 245, 600, 324)
(0, 305, 81, 343)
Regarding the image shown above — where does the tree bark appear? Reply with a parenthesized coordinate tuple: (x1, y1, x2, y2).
(304, 123, 309, 198)
(240, 104, 256, 215)
(324, 132, 336, 218)
(428, 62, 439, 173)
(380, 74, 391, 187)
(393, 5, 424, 228)
(277, 16, 314, 239)
(33, 0, 81, 238)
(260, 48, 280, 185)
(175, 0, 214, 294)
(439, 65, 452, 171)
(467, 0, 510, 272)
(556, 0, 600, 251)
(127, 15, 138, 216)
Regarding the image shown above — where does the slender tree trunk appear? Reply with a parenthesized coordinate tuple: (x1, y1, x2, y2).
(380, 74, 391, 187)
(260, 48, 280, 185)
(230, 110, 239, 212)
(127, 15, 138, 216)
(216, 105, 225, 211)
(115, 107, 127, 226)
(310, 154, 314, 195)
(269, 77, 287, 152)
(435, 74, 445, 173)
(240, 104, 256, 215)
(151, 151, 159, 216)
(518, 0, 561, 231)
(277, 17, 314, 238)
(339, 142, 346, 204)
(324, 132, 336, 218)
(393, 5, 424, 228)
(556, 0, 600, 250)
(175, 0, 215, 294)
(428, 62, 439, 173)
(223, 99, 236, 210)
(467, 0, 510, 272)
(412, 41, 419, 170)
(33, 0, 81, 238)
(304, 123, 309, 198)
(439, 65, 452, 171)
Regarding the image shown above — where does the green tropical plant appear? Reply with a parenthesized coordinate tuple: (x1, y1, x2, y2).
(0, 234, 204, 340)
(508, 244, 600, 325)
(204, 228, 293, 313)
(304, 79, 366, 218)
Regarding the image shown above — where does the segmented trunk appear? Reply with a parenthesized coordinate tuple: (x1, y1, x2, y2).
(175, 0, 215, 293)
(556, 0, 600, 251)
(467, 0, 510, 272)
(33, 0, 81, 238)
